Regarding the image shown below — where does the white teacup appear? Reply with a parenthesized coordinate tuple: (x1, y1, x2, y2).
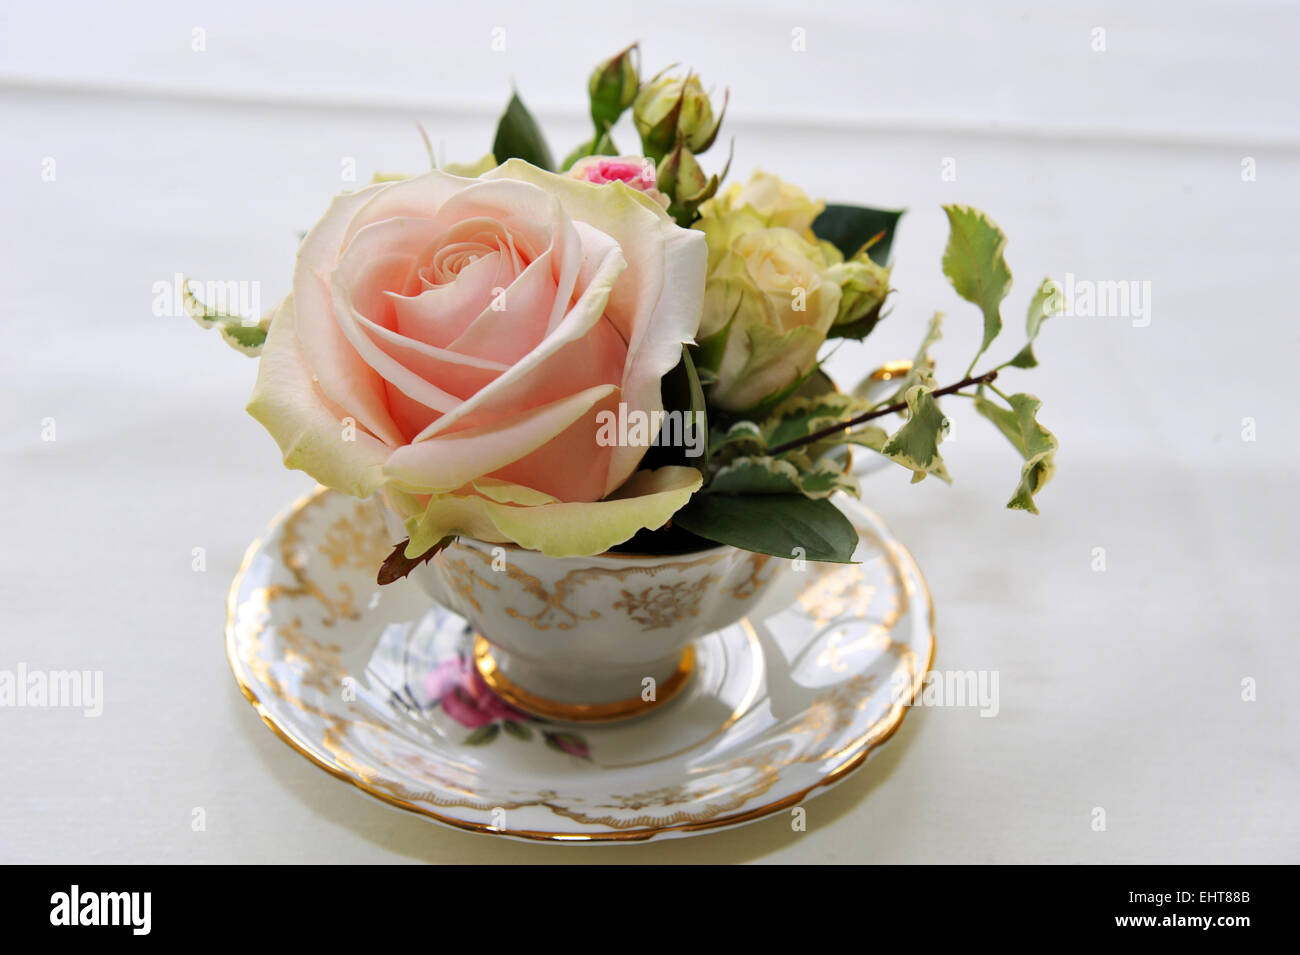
(383, 506, 792, 721)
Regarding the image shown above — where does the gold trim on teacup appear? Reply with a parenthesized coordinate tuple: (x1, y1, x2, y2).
(472, 634, 696, 723)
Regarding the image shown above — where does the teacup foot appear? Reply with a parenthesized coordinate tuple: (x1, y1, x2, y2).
(472, 635, 695, 724)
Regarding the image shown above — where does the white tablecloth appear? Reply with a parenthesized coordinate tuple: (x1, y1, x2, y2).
(2, 0, 1297, 863)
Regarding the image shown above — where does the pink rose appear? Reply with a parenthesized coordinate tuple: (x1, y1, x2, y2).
(425, 656, 531, 728)
(569, 155, 669, 208)
(248, 160, 706, 557)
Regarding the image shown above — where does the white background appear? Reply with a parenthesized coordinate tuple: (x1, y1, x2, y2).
(2, 0, 1298, 863)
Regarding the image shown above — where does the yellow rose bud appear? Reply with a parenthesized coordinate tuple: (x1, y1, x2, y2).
(704, 171, 826, 238)
(695, 209, 842, 411)
(828, 256, 891, 326)
(633, 73, 721, 160)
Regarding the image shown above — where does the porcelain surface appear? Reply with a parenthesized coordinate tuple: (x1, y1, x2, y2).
(226, 487, 935, 842)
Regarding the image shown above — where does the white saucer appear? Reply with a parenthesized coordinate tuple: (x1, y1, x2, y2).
(226, 487, 934, 843)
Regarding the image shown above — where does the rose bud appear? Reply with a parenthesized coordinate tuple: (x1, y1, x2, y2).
(588, 45, 640, 134)
(633, 72, 725, 161)
(568, 154, 670, 208)
(828, 256, 892, 328)
(656, 139, 729, 226)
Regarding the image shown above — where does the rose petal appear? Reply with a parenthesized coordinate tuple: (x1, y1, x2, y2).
(387, 249, 510, 349)
(293, 184, 405, 448)
(403, 465, 703, 558)
(445, 245, 560, 363)
(486, 466, 704, 556)
(482, 161, 707, 494)
(246, 295, 390, 496)
(408, 240, 627, 443)
(488, 385, 622, 501)
(383, 383, 619, 494)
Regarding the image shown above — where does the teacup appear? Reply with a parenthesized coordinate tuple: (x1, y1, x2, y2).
(383, 507, 792, 721)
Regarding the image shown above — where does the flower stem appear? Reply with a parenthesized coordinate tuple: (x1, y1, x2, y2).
(766, 370, 999, 456)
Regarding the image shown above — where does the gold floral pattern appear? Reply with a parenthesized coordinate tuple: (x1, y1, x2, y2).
(318, 499, 392, 573)
(440, 555, 501, 613)
(433, 542, 733, 632)
(795, 554, 902, 629)
(613, 577, 715, 630)
(729, 553, 774, 599)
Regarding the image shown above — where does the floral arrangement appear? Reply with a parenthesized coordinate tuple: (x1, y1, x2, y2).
(188, 45, 1060, 581)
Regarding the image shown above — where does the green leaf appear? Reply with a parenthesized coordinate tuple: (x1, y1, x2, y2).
(841, 426, 889, 452)
(786, 459, 860, 499)
(1002, 277, 1063, 370)
(183, 280, 268, 356)
(762, 392, 872, 450)
(501, 720, 533, 741)
(708, 452, 858, 500)
(813, 204, 904, 266)
(709, 420, 766, 458)
(973, 392, 1057, 513)
(640, 347, 708, 471)
(710, 456, 803, 494)
(463, 724, 500, 746)
(880, 386, 951, 484)
(217, 322, 268, 352)
(672, 493, 859, 563)
(681, 343, 707, 461)
(492, 92, 555, 171)
(941, 205, 1012, 366)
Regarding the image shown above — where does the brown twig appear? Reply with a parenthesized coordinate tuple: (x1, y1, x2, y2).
(766, 370, 999, 456)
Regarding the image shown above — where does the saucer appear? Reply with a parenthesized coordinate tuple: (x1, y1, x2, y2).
(226, 487, 935, 843)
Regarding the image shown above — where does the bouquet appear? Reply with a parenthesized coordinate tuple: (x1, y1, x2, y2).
(186, 45, 1060, 582)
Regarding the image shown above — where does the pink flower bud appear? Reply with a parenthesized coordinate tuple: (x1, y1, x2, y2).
(568, 155, 670, 208)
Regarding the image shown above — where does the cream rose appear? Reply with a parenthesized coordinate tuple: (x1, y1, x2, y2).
(248, 159, 707, 557)
(705, 170, 826, 237)
(695, 203, 841, 411)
